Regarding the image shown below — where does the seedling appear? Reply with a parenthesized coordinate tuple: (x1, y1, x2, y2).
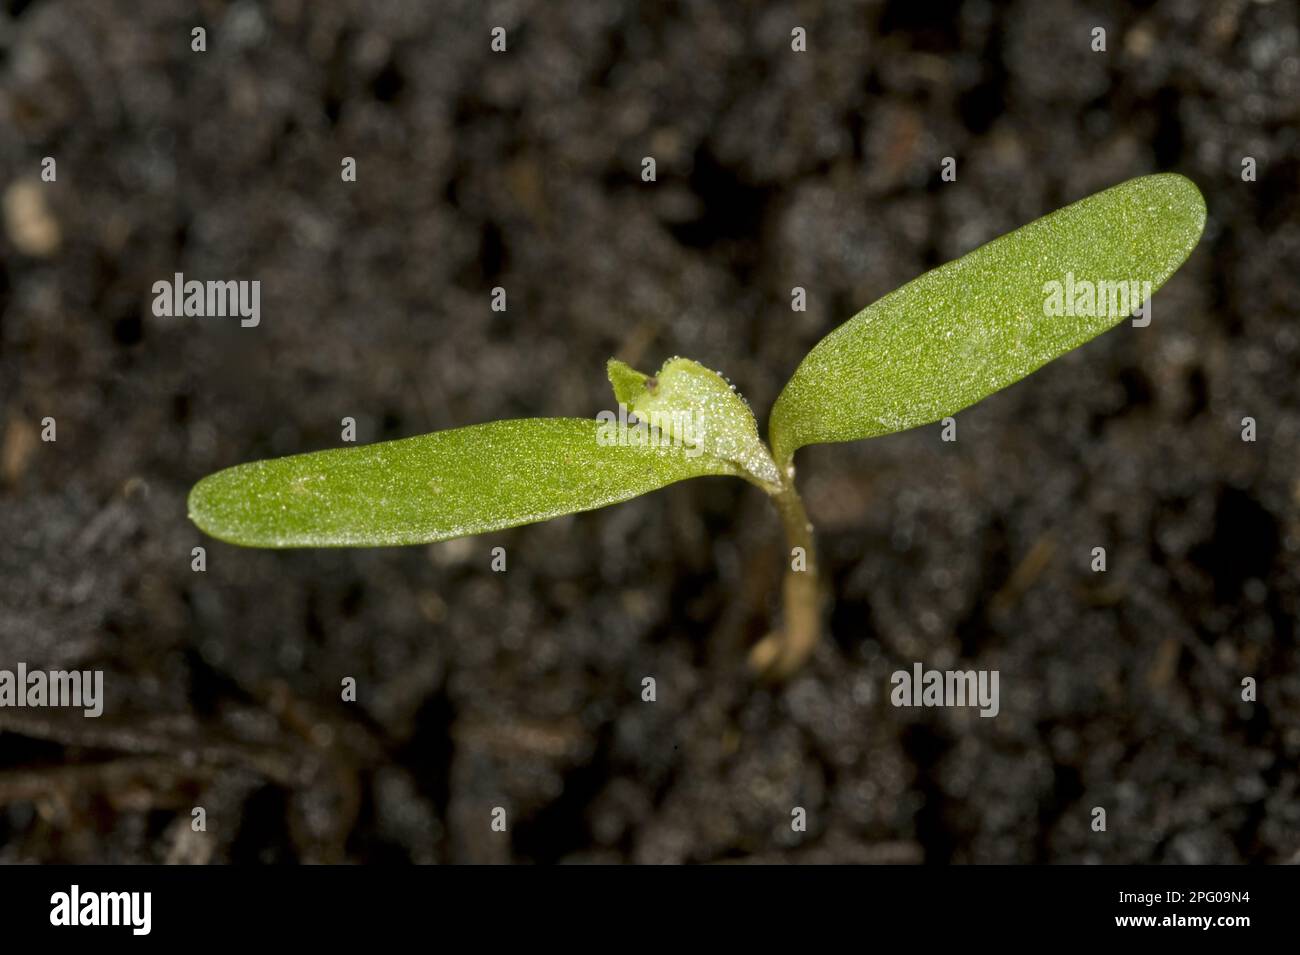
(189, 174, 1206, 677)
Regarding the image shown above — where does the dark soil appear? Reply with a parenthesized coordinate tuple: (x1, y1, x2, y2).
(1, 0, 1297, 863)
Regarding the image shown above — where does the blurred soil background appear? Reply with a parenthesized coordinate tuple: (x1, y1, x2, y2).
(1, 0, 1298, 863)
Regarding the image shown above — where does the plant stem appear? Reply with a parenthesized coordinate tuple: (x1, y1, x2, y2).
(749, 472, 822, 678)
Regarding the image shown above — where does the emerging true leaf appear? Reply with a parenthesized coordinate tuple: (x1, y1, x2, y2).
(188, 417, 735, 548)
(768, 173, 1207, 466)
(608, 356, 781, 491)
